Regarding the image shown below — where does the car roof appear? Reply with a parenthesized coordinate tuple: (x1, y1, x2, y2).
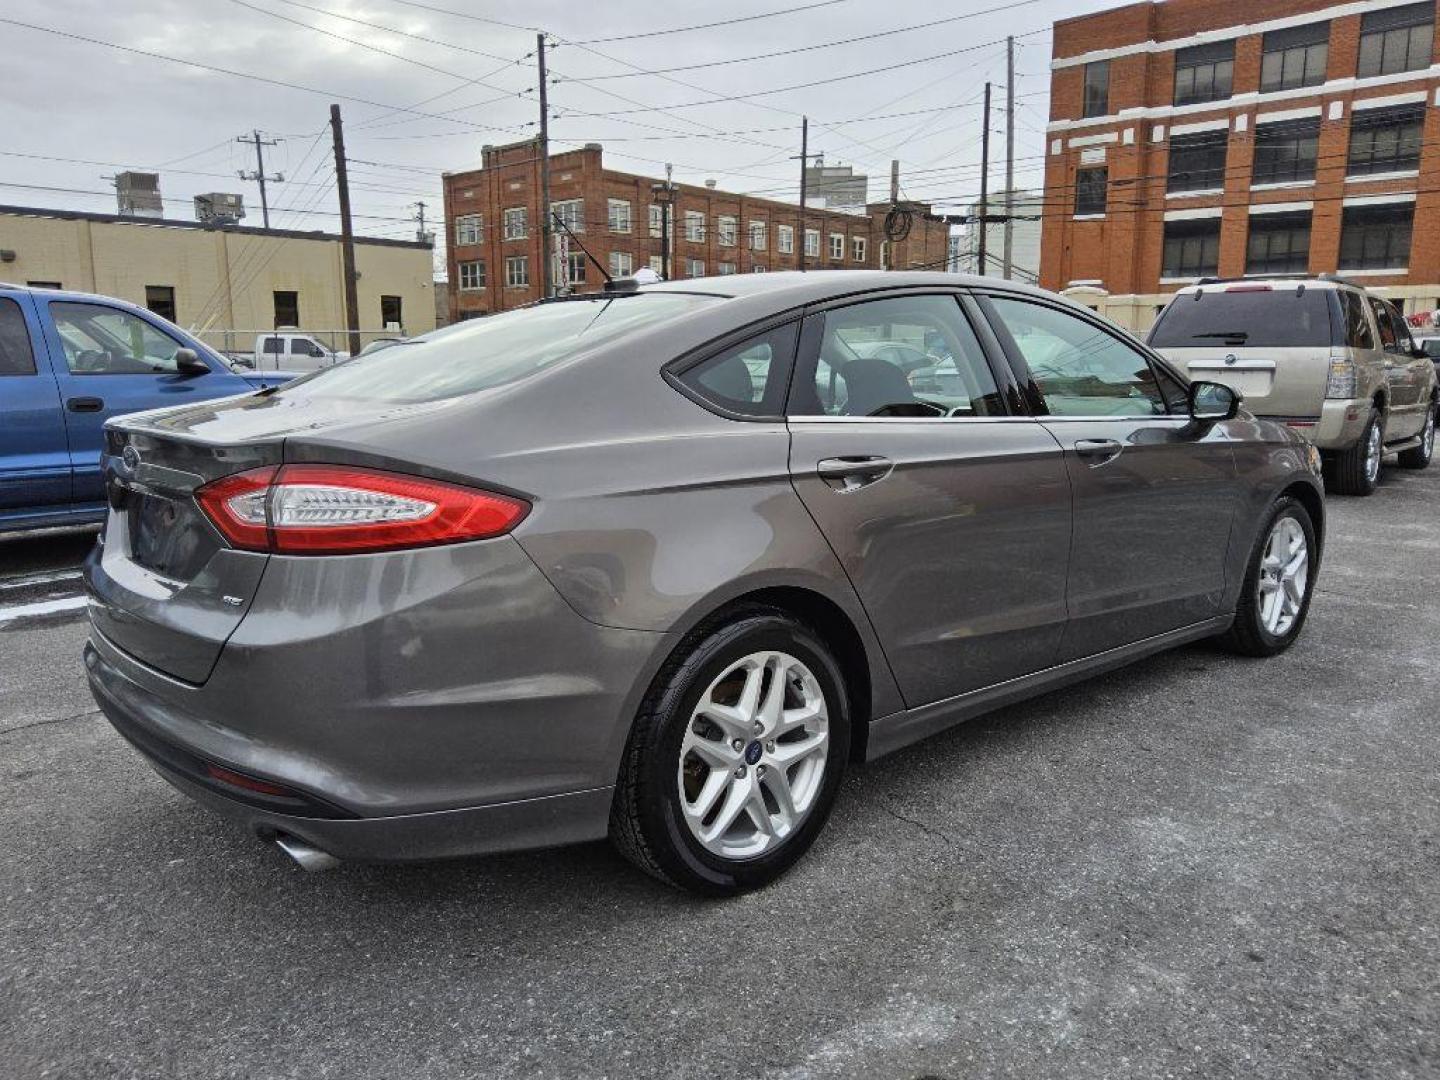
(638, 270, 1054, 307)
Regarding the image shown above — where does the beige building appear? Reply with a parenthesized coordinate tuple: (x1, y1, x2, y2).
(0, 204, 436, 351)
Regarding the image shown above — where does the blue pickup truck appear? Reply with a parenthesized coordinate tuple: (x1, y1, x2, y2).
(1, 283, 290, 534)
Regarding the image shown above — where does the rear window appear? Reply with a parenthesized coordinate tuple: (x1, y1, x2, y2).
(1148, 287, 1335, 348)
(278, 294, 717, 404)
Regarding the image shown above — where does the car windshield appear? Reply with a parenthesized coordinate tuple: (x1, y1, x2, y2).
(275, 294, 718, 404)
(1148, 288, 1334, 348)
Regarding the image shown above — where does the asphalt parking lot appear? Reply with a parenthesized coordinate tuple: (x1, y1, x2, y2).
(2, 465, 1437, 1080)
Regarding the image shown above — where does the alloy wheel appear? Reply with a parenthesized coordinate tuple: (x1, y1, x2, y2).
(1364, 420, 1382, 483)
(1256, 515, 1309, 638)
(677, 650, 829, 860)
(1423, 409, 1435, 460)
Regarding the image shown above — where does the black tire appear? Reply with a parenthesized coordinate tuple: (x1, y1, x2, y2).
(609, 608, 850, 896)
(1217, 496, 1317, 658)
(1327, 409, 1382, 496)
(1396, 402, 1435, 469)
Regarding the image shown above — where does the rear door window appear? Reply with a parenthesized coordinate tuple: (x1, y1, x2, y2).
(1148, 287, 1334, 348)
(788, 294, 1005, 418)
(0, 298, 38, 375)
(1342, 290, 1375, 349)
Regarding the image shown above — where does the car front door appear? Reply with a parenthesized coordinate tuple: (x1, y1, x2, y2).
(786, 291, 1073, 709)
(0, 292, 70, 519)
(1371, 298, 1430, 440)
(41, 299, 252, 504)
(978, 292, 1240, 662)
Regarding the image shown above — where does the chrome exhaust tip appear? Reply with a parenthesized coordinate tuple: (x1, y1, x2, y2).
(272, 833, 341, 872)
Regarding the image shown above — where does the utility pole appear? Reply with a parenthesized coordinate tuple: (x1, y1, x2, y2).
(792, 117, 826, 272)
(237, 130, 283, 229)
(1003, 36, 1016, 281)
(650, 165, 675, 280)
(412, 200, 430, 243)
(536, 33, 554, 299)
(890, 159, 900, 204)
(329, 104, 361, 357)
(978, 82, 991, 276)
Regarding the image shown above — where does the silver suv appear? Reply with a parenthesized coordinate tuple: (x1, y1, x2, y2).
(1149, 277, 1437, 495)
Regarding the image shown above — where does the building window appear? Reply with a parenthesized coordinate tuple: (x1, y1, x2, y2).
(606, 199, 632, 233)
(1260, 23, 1329, 92)
(551, 199, 584, 234)
(1082, 61, 1110, 118)
(457, 260, 486, 290)
(777, 225, 794, 254)
(879, 240, 890, 269)
(1252, 119, 1320, 185)
(26, 281, 62, 289)
(454, 213, 483, 246)
(273, 290, 299, 326)
(648, 255, 665, 277)
(1348, 104, 1425, 176)
(504, 255, 529, 287)
(686, 256, 706, 277)
(1161, 218, 1221, 278)
(503, 207, 527, 240)
(144, 285, 176, 322)
(717, 216, 738, 246)
(1338, 203, 1413, 270)
(1357, 2, 1433, 77)
(851, 236, 867, 263)
(649, 204, 665, 238)
(380, 295, 403, 328)
(749, 221, 767, 251)
(752, 265, 767, 273)
(717, 261, 737, 275)
(564, 252, 587, 285)
(828, 233, 844, 260)
(1173, 41, 1234, 107)
(804, 229, 820, 258)
(1075, 166, 1108, 215)
(1166, 130, 1229, 193)
(1246, 212, 1312, 275)
(684, 211, 706, 243)
(608, 251, 634, 278)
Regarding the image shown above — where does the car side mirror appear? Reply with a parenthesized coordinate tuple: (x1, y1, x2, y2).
(1413, 345, 1430, 360)
(174, 347, 209, 376)
(1189, 380, 1239, 422)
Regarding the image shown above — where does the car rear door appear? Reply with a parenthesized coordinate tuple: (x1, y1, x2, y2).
(785, 290, 1072, 709)
(979, 291, 1240, 661)
(1370, 297, 1430, 440)
(38, 298, 253, 504)
(0, 290, 71, 517)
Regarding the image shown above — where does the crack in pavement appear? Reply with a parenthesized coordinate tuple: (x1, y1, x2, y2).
(879, 801, 958, 847)
(0, 707, 102, 738)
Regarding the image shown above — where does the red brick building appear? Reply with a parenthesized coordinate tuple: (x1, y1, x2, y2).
(1040, 0, 1440, 332)
(442, 141, 951, 320)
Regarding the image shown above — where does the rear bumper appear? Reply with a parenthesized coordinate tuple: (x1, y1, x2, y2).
(86, 635, 619, 861)
(1259, 398, 1369, 451)
(83, 534, 670, 861)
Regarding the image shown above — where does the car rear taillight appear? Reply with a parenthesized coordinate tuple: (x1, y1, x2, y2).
(1325, 357, 1357, 399)
(195, 465, 529, 555)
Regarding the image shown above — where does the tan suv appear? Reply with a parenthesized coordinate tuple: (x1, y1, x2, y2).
(1149, 276, 1438, 495)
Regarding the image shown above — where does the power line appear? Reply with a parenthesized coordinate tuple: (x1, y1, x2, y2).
(556, 0, 1051, 82)
(570, 0, 851, 43)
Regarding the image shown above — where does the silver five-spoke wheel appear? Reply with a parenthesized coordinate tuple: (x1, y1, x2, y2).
(1256, 515, 1309, 637)
(678, 650, 829, 860)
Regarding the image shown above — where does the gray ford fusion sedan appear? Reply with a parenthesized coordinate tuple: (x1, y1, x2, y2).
(84, 272, 1325, 894)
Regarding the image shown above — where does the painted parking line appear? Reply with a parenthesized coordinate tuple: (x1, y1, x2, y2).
(0, 595, 89, 624)
(0, 569, 84, 591)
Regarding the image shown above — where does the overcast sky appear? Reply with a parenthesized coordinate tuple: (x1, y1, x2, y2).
(2, 0, 1118, 275)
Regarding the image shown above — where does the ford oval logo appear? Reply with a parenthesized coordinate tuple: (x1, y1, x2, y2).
(121, 445, 141, 471)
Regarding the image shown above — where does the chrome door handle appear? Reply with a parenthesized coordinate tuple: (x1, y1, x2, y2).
(1073, 438, 1123, 465)
(816, 455, 892, 491)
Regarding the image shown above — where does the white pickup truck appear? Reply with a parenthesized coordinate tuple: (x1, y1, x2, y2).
(248, 332, 348, 372)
